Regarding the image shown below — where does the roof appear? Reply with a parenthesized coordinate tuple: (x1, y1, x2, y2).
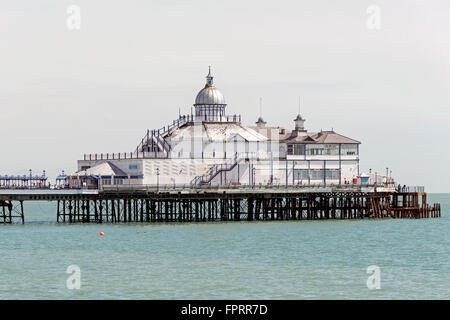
(284, 130, 360, 144)
(169, 123, 268, 142)
(250, 126, 292, 141)
(195, 86, 226, 106)
(72, 161, 127, 177)
(194, 67, 226, 106)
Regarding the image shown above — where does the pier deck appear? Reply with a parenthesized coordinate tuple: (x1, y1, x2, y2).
(0, 185, 441, 224)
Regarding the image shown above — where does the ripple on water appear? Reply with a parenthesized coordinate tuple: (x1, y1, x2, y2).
(0, 194, 448, 299)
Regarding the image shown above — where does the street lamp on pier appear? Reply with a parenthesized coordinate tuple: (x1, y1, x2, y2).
(156, 168, 160, 192)
(252, 167, 256, 186)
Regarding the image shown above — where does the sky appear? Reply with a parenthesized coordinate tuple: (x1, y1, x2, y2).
(0, 0, 449, 192)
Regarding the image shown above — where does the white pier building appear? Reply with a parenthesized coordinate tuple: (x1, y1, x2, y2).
(70, 68, 360, 188)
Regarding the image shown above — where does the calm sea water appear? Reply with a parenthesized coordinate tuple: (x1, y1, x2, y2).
(0, 194, 448, 299)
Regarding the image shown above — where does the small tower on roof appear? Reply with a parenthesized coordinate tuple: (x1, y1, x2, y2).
(294, 114, 306, 131)
(256, 97, 266, 127)
(256, 116, 266, 127)
(294, 96, 306, 132)
(194, 66, 227, 120)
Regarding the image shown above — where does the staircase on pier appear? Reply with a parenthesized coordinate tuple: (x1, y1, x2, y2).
(190, 154, 244, 186)
(135, 115, 193, 155)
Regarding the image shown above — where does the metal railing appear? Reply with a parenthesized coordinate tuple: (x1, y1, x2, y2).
(135, 113, 242, 154)
(101, 183, 381, 192)
(83, 152, 169, 161)
(190, 152, 257, 186)
(397, 186, 425, 193)
(135, 115, 191, 154)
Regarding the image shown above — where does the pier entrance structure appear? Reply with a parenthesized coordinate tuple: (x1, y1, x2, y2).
(0, 173, 48, 189)
(70, 68, 364, 189)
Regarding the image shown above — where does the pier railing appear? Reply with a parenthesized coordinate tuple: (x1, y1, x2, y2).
(401, 186, 425, 193)
(102, 183, 379, 193)
(82, 151, 270, 161)
(83, 152, 169, 161)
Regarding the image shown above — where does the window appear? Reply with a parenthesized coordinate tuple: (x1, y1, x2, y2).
(294, 169, 341, 182)
(305, 145, 325, 155)
(341, 144, 358, 155)
(287, 144, 293, 155)
(294, 169, 309, 180)
(309, 148, 323, 155)
(129, 164, 138, 170)
(294, 145, 305, 155)
(288, 144, 305, 155)
(326, 169, 340, 180)
(324, 144, 339, 155)
(310, 169, 324, 180)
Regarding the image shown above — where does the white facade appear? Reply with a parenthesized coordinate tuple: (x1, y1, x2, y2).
(72, 69, 360, 188)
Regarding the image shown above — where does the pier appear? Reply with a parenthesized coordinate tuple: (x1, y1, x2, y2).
(0, 185, 441, 224)
(0, 171, 48, 189)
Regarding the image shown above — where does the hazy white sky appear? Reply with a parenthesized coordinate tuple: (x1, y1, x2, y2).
(1, 0, 449, 191)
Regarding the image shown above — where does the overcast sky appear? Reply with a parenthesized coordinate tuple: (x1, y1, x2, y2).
(1, 0, 449, 192)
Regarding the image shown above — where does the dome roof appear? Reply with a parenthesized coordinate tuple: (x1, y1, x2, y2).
(194, 66, 226, 106)
(195, 86, 226, 105)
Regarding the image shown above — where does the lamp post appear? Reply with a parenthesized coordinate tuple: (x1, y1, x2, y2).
(252, 167, 256, 186)
(270, 152, 274, 185)
(29, 169, 32, 189)
(156, 168, 160, 192)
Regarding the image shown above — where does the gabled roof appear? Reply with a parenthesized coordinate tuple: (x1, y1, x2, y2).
(249, 126, 291, 140)
(227, 133, 248, 142)
(309, 131, 360, 144)
(73, 161, 127, 177)
(281, 130, 360, 144)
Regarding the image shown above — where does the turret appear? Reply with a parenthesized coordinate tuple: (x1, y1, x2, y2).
(294, 114, 306, 132)
(256, 116, 266, 128)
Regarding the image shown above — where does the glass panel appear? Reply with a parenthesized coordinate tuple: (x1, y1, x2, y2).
(341, 144, 358, 155)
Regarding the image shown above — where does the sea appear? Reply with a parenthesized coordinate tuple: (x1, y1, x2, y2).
(0, 194, 448, 299)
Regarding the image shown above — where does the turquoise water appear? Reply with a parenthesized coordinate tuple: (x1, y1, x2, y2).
(0, 194, 448, 299)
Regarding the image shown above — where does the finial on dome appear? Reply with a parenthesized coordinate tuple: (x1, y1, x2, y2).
(256, 116, 266, 127)
(206, 66, 214, 87)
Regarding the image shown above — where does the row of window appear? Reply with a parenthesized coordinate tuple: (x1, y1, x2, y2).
(195, 106, 226, 117)
(287, 144, 358, 156)
(101, 179, 124, 185)
(293, 169, 340, 180)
